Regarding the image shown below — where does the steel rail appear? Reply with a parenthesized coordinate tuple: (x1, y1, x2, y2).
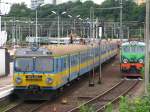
(4, 101, 48, 112)
(68, 79, 139, 112)
(96, 80, 139, 112)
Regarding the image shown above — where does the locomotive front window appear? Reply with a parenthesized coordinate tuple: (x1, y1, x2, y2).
(123, 46, 130, 52)
(35, 58, 53, 72)
(130, 47, 137, 52)
(15, 58, 33, 72)
(137, 46, 145, 53)
(130, 46, 144, 53)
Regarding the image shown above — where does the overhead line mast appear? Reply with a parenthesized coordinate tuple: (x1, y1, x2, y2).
(145, 0, 150, 95)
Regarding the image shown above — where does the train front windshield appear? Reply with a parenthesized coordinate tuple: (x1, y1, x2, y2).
(15, 58, 33, 72)
(123, 46, 144, 53)
(35, 58, 53, 72)
(15, 57, 53, 72)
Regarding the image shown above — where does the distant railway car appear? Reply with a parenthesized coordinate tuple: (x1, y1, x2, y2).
(120, 41, 145, 76)
(13, 41, 118, 100)
(0, 48, 10, 77)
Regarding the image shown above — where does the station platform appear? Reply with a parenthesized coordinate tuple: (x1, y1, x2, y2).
(0, 62, 14, 99)
(0, 75, 13, 99)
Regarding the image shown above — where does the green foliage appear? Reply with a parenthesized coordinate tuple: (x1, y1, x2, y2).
(8, 3, 33, 17)
(79, 105, 95, 112)
(80, 91, 150, 112)
(140, 62, 150, 78)
(119, 96, 129, 112)
(105, 95, 150, 112)
(6, 0, 145, 22)
(140, 67, 144, 77)
(105, 102, 113, 112)
(119, 96, 150, 112)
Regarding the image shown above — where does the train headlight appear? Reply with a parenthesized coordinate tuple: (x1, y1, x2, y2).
(46, 78, 53, 84)
(139, 59, 144, 63)
(16, 77, 22, 84)
(123, 59, 128, 63)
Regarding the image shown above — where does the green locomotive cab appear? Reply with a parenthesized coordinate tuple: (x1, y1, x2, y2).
(120, 41, 145, 74)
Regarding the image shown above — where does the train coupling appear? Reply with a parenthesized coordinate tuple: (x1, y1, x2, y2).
(27, 85, 41, 93)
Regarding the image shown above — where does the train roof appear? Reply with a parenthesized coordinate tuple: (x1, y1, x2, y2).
(15, 44, 96, 57)
(121, 41, 145, 46)
(15, 40, 117, 57)
(44, 44, 94, 56)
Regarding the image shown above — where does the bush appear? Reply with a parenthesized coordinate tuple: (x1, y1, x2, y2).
(79, 105, 95, 112)
(119, 94, 150, 112)
(105, 95, 150, 112)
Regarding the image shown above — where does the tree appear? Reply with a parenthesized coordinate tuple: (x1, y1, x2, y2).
(6, 0, 146, 22)
(8, 3, 32, 17)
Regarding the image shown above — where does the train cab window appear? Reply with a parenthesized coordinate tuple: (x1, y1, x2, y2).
(122, 46, 130, 52)
(130, 47, 137, 52)
(130, 46, 144, 53)
(35, 57, 53, 72)
(15, 58, 33, 72)
(137, 46, 145, 53)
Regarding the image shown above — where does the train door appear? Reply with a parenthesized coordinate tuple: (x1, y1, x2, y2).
(69, 54, 79, 81)
(60, 56, 68, 85)
(78, 52, 81, 76)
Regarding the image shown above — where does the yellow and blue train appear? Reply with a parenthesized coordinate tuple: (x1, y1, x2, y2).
(13, 40, 118, 100)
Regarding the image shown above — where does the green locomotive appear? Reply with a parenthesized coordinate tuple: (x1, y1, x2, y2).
(120, 41, 145, 76)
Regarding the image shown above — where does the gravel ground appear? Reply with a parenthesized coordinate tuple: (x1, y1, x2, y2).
(37, 56, 123, 112)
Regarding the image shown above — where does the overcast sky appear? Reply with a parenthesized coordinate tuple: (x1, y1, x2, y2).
(2, 0, 105, 6)
(0, 0, 105, 14)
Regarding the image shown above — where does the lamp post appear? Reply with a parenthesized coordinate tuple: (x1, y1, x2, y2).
(35, 10, 38, 43)
(51, 11, 66, 44)
(34, 3, 45, 44)
(120, 0, 123, 39)
(85, 18, 90, 38)
(68, 14, 81, 34)
(26, 20, 34, 37)
(79, 18, 84, 37)
(68, 15, 73, 34)
(97, 19, 102, 84)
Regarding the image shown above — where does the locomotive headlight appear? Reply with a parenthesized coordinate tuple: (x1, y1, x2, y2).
(16, 77, 22, 84)
(123, 59, 128, 63)
(46, 78, 53, 84)
(139, 59, 144, 63)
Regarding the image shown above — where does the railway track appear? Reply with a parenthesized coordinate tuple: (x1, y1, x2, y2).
(2, 80, 140, 112)
(4, 101, 48, 112)
(67, 79, 140, 112)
